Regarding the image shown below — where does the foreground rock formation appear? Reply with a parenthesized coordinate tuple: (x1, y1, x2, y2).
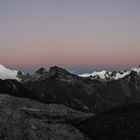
(0, 94, 92, 140)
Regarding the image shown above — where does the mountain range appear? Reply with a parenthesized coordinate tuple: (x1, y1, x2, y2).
(1, 64, 140, 81)
(0, 64, 140, 139)
(79, 66, 140, 81)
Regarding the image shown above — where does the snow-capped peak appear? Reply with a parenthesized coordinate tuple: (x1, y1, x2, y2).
(79, 71, 107, 79)
(131, 67, 140, 73)
(79, 66, 140, 81)
(0, 64, 21, 81)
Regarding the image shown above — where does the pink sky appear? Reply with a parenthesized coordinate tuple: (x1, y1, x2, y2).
(0, 0, 140, 73)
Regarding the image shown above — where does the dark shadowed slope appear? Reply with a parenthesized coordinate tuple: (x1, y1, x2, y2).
(0, 79, 36, 99)
(22, 66, 100, 113)
(76, 104, 140, 140)
(95, 71, 140, 113)
(22, 66, 140, 114)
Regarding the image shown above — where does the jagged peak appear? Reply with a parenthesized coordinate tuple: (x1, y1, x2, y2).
(35, 67, 47, 75)
(79, 65, 140, 81)
(126, 70, 139, 78)
(49, 66, 70, 75)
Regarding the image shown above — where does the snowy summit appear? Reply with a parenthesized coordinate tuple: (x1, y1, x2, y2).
(0, 64, 20, 81)
(79, 66, 140, 81)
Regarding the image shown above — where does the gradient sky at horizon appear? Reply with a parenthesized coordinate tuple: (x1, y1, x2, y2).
(0, 0, 140, 73)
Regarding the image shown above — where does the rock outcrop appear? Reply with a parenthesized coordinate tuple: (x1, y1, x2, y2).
(0, 94, 92, 140)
